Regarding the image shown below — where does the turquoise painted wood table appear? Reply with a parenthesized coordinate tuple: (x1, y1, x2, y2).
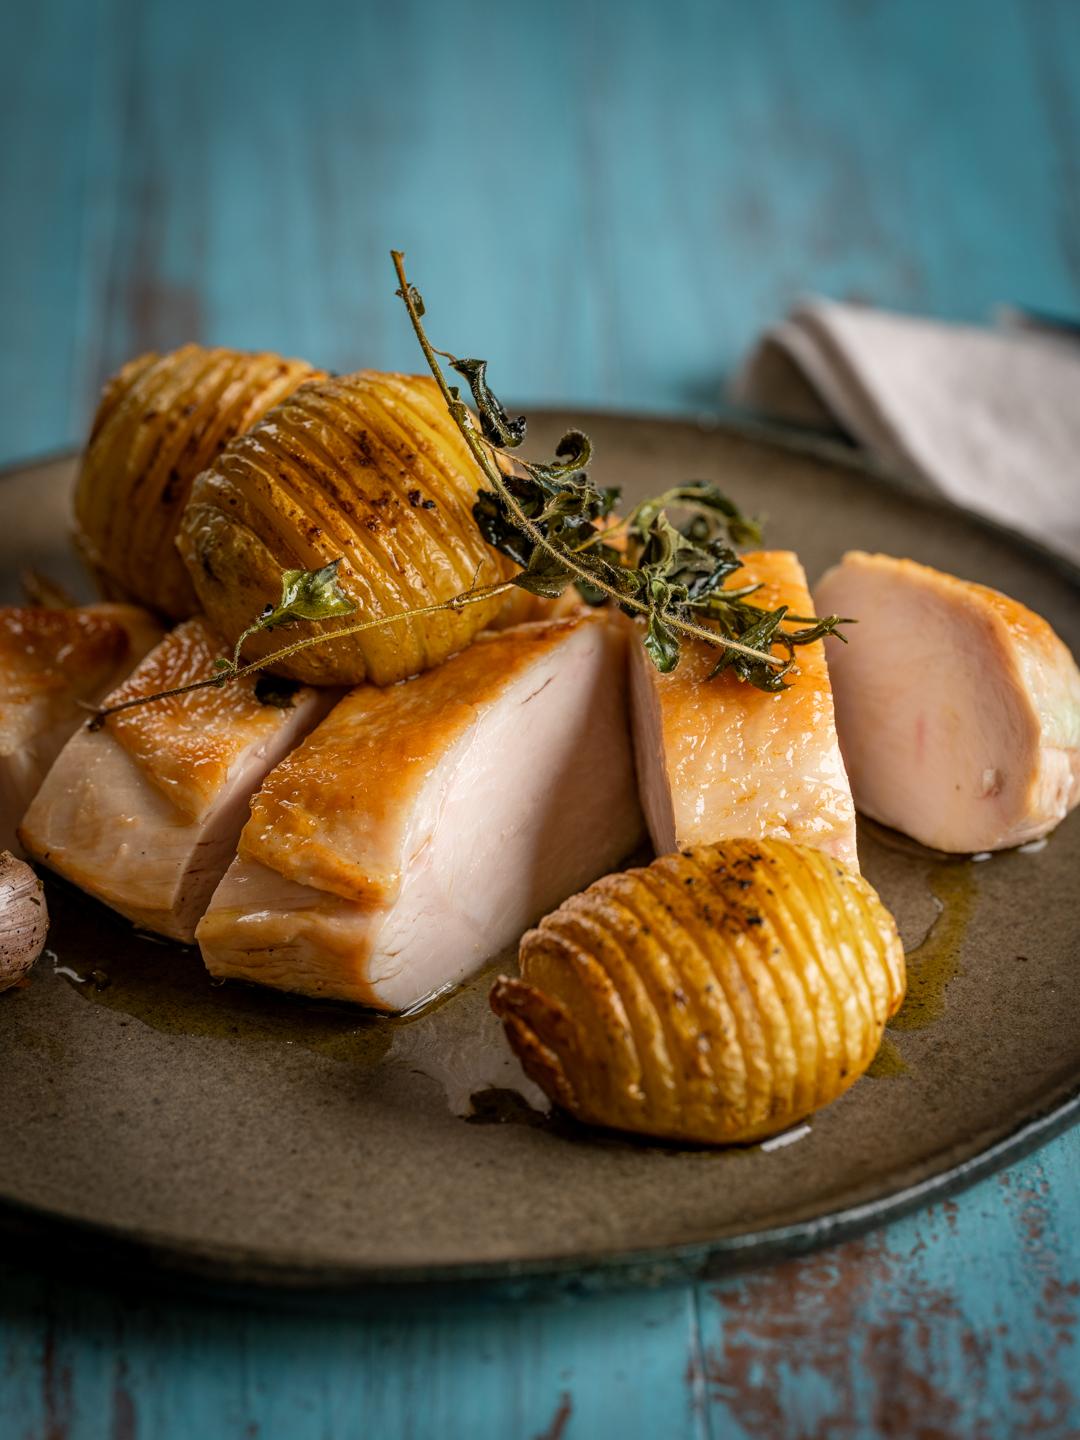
(2, 0, 1079, 1434)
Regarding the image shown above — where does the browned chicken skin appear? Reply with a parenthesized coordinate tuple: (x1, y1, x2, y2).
(628, 551, 858, 868)
(0, 604, 162, 851)
(19, 618, 336, 940)
(197, 613, 645, 1010)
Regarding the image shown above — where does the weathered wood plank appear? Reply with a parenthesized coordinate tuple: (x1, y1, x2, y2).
(3, 0, 1079, 463)
(1, 1137, 1078, 1438)
(695, 1140, 1080, 1438)
(0, 1263, 706, 1439)
(1, 0, 1079, 1433)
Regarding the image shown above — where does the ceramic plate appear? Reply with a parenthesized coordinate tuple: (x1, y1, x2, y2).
(2, 416, 1078, 1297)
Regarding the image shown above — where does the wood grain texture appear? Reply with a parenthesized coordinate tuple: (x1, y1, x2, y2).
(3, 0, 1080, 460)
(1, 0, 1079, 1434)
(1, 1151, 1078, 1438)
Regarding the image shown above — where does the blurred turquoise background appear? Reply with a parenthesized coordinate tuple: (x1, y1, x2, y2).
(3, 0, 1079, 463)
(2, 1, 1080, 1437)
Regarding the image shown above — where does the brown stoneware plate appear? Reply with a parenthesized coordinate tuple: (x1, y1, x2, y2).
(2, 415, 1079, 1298)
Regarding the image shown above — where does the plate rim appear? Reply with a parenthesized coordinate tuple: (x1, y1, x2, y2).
(1, 1077, 1077, 1301)
(11, 414, 1079, 590)
(3, 413, 1079, 1298)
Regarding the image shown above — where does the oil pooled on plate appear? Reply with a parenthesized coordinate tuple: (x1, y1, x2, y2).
(888, 861, 977, 1032)
(42, 878, 547, 1119)
(867, 1036, 909, 1079)
(37, 819, 989, 1124)
(856, 819, 980, 1075)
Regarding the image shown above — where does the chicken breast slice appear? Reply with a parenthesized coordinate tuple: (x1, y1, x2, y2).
(19, 618, 337, 940)
(197, 612, 646, 1011)
(0, 604, 162, 851)
(813, 551, 1080, 853)
(628, 550, 858, 868)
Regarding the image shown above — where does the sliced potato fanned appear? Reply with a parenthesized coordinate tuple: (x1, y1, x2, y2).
(75, 345, 322, 618)
(177, 371, 515, 686)
(491, 838, 905, 1144)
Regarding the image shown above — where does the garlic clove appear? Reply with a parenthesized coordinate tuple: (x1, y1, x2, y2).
(0, 850, 48, 993)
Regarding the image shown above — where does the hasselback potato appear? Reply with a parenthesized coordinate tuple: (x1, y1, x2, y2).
(491, 839, 906, 1144)
(177, 370, 515, 686)
(75, 345, 322, 618)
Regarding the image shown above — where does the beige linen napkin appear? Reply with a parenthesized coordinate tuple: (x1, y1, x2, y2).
(732, 301, 1080, 565)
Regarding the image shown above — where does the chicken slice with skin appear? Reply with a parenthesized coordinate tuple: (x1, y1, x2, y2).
(197, 612, 646, 1012)
(0, 604, 162, 851)
(19, 618, 337, 940)
(813, 551, 1080, 853)
(628, 550, 858, 868)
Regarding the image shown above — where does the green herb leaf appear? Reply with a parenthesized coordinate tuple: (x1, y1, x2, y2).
(394, 248, 850, 686)
(644, 612, 680, 672)
(230, 559, 357, 668)
(449, 357, 527, 449)
(513, 550, 574, 599)
(780, 614, 852, 646)
(709, 605, 791, 688)
(269, 560, 357, 626)
(627, 484, 762, 550)
(528, 430, 593, 486)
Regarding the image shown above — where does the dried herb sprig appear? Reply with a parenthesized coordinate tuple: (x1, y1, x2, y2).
(87, 250, 847, 728)
(391, 251, 847, 687)
(86, 575, 513, 728)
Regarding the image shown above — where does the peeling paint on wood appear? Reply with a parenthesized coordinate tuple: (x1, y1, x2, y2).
(533, 1393, 573, 1440)
(1, 0, 1080, 1435)
(2, 1141, 1079, 1440)
(691, 1162, 1080, 1440)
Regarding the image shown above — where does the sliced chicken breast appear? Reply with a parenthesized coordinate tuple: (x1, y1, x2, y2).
(197, 612, 645, 1011)
(628, 550, 858, 868)
(19, 618, 336, 940)
(0, 604, 162, 851)
(814, 551, 1080, 853)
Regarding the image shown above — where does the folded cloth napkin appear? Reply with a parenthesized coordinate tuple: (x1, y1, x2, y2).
(731, 300, 1080, 565)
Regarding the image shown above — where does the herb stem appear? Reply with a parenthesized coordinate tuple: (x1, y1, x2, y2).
(390, 251, 782, 671)
(86, 579, 514, 729)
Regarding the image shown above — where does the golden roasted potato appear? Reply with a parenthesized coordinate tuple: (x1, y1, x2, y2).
(177, 371, 515, 686)
(74, 345, 322, 618)
(491, 839, 905, 1145)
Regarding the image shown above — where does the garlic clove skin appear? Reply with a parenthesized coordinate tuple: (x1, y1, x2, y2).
(0, 851, 48, 993)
